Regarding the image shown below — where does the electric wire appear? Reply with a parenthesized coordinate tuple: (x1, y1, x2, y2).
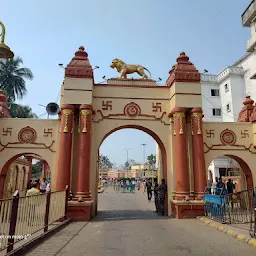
(202, 94, 239, 120)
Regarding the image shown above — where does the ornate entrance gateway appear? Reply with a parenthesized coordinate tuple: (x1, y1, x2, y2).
(0, 46, 255, 220)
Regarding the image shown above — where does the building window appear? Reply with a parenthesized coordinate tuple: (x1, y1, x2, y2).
(226, 103, 231, 112)
(211, 89, 220, 96)
(224, 84, 228, 91)
(212, 108, 221, 116)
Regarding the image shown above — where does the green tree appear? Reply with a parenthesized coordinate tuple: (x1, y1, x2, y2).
(32, 160, 43, 179)
(99, 155, 113, 170)
(9, 103, 37, 118)
(147, 154, 156, 171)
(0, 57, 33, 101)
(123, 159, 136, 170)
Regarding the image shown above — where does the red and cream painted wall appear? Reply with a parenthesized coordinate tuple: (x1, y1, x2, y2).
(3, 158, 30, 198)
(1, 46, 256, 220)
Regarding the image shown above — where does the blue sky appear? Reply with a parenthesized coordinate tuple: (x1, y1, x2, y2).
(1, 0, 251, 166)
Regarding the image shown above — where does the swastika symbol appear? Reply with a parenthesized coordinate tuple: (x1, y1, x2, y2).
(152, 102, 162, 112)
(2, 128, 12, 136)
(44, 128, 53, 137)
(206, 129, 215, 138)
(102, 101, 112, 110)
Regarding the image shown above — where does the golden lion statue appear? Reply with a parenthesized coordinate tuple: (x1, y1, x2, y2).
(110, 58, 151, 79)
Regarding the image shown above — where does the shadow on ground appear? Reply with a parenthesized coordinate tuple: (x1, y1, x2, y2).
(94, 210, 172, 222)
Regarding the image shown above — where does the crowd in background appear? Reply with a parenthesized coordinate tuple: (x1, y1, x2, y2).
(207, 177, 236, 195)
(26, 177, 51, 196)
(103, 177, 167, 216)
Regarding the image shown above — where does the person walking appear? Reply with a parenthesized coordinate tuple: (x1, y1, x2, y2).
(226, 179, 235, 194)
(212, 177, 218, 194)
(157, 179, 167, 216)
(46, 181, 51, 193)
(117, 180, 120, 192)
(40, 178, 47, 193)
(142, 180, 146, 193)
(113, 180, 117, 191)
(153, 178, 159, 213)
(146, 179, 152, 202)
(226, 178, 235, 209)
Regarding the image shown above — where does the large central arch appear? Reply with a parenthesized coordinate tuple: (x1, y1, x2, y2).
(94, 124, 168, 214)
(98, 125, 167, 180)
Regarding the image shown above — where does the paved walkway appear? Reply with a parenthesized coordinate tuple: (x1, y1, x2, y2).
(25, 187, 255, 256)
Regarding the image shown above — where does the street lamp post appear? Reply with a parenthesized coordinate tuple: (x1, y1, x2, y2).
(0, 21, 14, 59)
(141, 144, 147, 178)
(124, 148, 131, 178)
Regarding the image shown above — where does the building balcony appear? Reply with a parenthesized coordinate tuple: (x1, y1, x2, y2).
(217, 67, 244, 83)
(242, 0, 256, 27)
(246, 37, 256, 52)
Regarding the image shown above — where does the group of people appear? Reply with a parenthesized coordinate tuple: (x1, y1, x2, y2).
(207, 177, 236, 195)
(111, 179, 140, 192)
(146, 178, 167, 216)
(103, 177, 168, 216)
(26, 178, 51, 196)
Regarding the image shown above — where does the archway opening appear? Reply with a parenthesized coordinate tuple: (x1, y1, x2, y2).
(207, 155, 254, 192)
(0, 153, 51, 199)
(96, 126, 168, 219)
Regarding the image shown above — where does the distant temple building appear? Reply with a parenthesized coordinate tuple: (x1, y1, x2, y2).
(99, 163, 157, 180)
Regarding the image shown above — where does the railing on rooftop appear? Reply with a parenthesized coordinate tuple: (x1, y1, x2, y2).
(0, 186, 68, 253)
(242, 0, 256, 27)
(204, 187, 256, 237)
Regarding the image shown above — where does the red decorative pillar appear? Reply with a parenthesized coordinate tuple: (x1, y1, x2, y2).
(0, 175, 5, 199)
(190, 108, 206, 199)
(171, 107, 190, 199)
(41, 160, 46, 179)
(26, 156, 33, 185)
(56, 104, 74, 191)
(75, 104, 93, 200)
(41, 161, 50, 179)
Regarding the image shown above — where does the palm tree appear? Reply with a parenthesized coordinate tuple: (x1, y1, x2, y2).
(147, 154, 156, 178)
(9, 103, 37, 118)
(0, 57, 34, 101)
(99, 154, 113, 170)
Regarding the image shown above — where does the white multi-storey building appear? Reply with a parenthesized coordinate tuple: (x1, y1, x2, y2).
(201, 1, 256, 183)
(201, 0, 256, 122)
(156, 1, 256, 184)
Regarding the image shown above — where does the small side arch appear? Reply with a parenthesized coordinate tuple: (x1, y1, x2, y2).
(205, 153, 254, 190)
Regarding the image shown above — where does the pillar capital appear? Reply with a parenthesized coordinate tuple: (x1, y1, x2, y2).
(190, 107, 203, 115)
(79, 104, 93, 111)
(190, 108, 203, 136)
(78, 105, 93, 134)
(60, 104, 74, 133)
(170, 107, 186, 136)
(61, 104, 75, 111)
(170, 107, 186, 117)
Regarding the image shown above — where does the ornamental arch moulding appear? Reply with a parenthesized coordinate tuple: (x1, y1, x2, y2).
(203, 122, 256, 188)
(0, 118, 59, 191)
(2, 46, 256, 221)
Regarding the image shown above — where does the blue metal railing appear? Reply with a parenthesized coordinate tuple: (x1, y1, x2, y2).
(204, 187, 255, 224)
(204, 187, 231, 223)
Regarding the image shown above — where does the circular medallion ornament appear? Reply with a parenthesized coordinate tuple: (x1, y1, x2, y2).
(220, 129, 236, 145)
(18, 126, 37, 144)
(124, 102, 141, 117)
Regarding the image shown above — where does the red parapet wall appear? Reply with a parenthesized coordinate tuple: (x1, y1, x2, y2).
(67, 203, 93, 221)
(171, 202, 205, 219)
